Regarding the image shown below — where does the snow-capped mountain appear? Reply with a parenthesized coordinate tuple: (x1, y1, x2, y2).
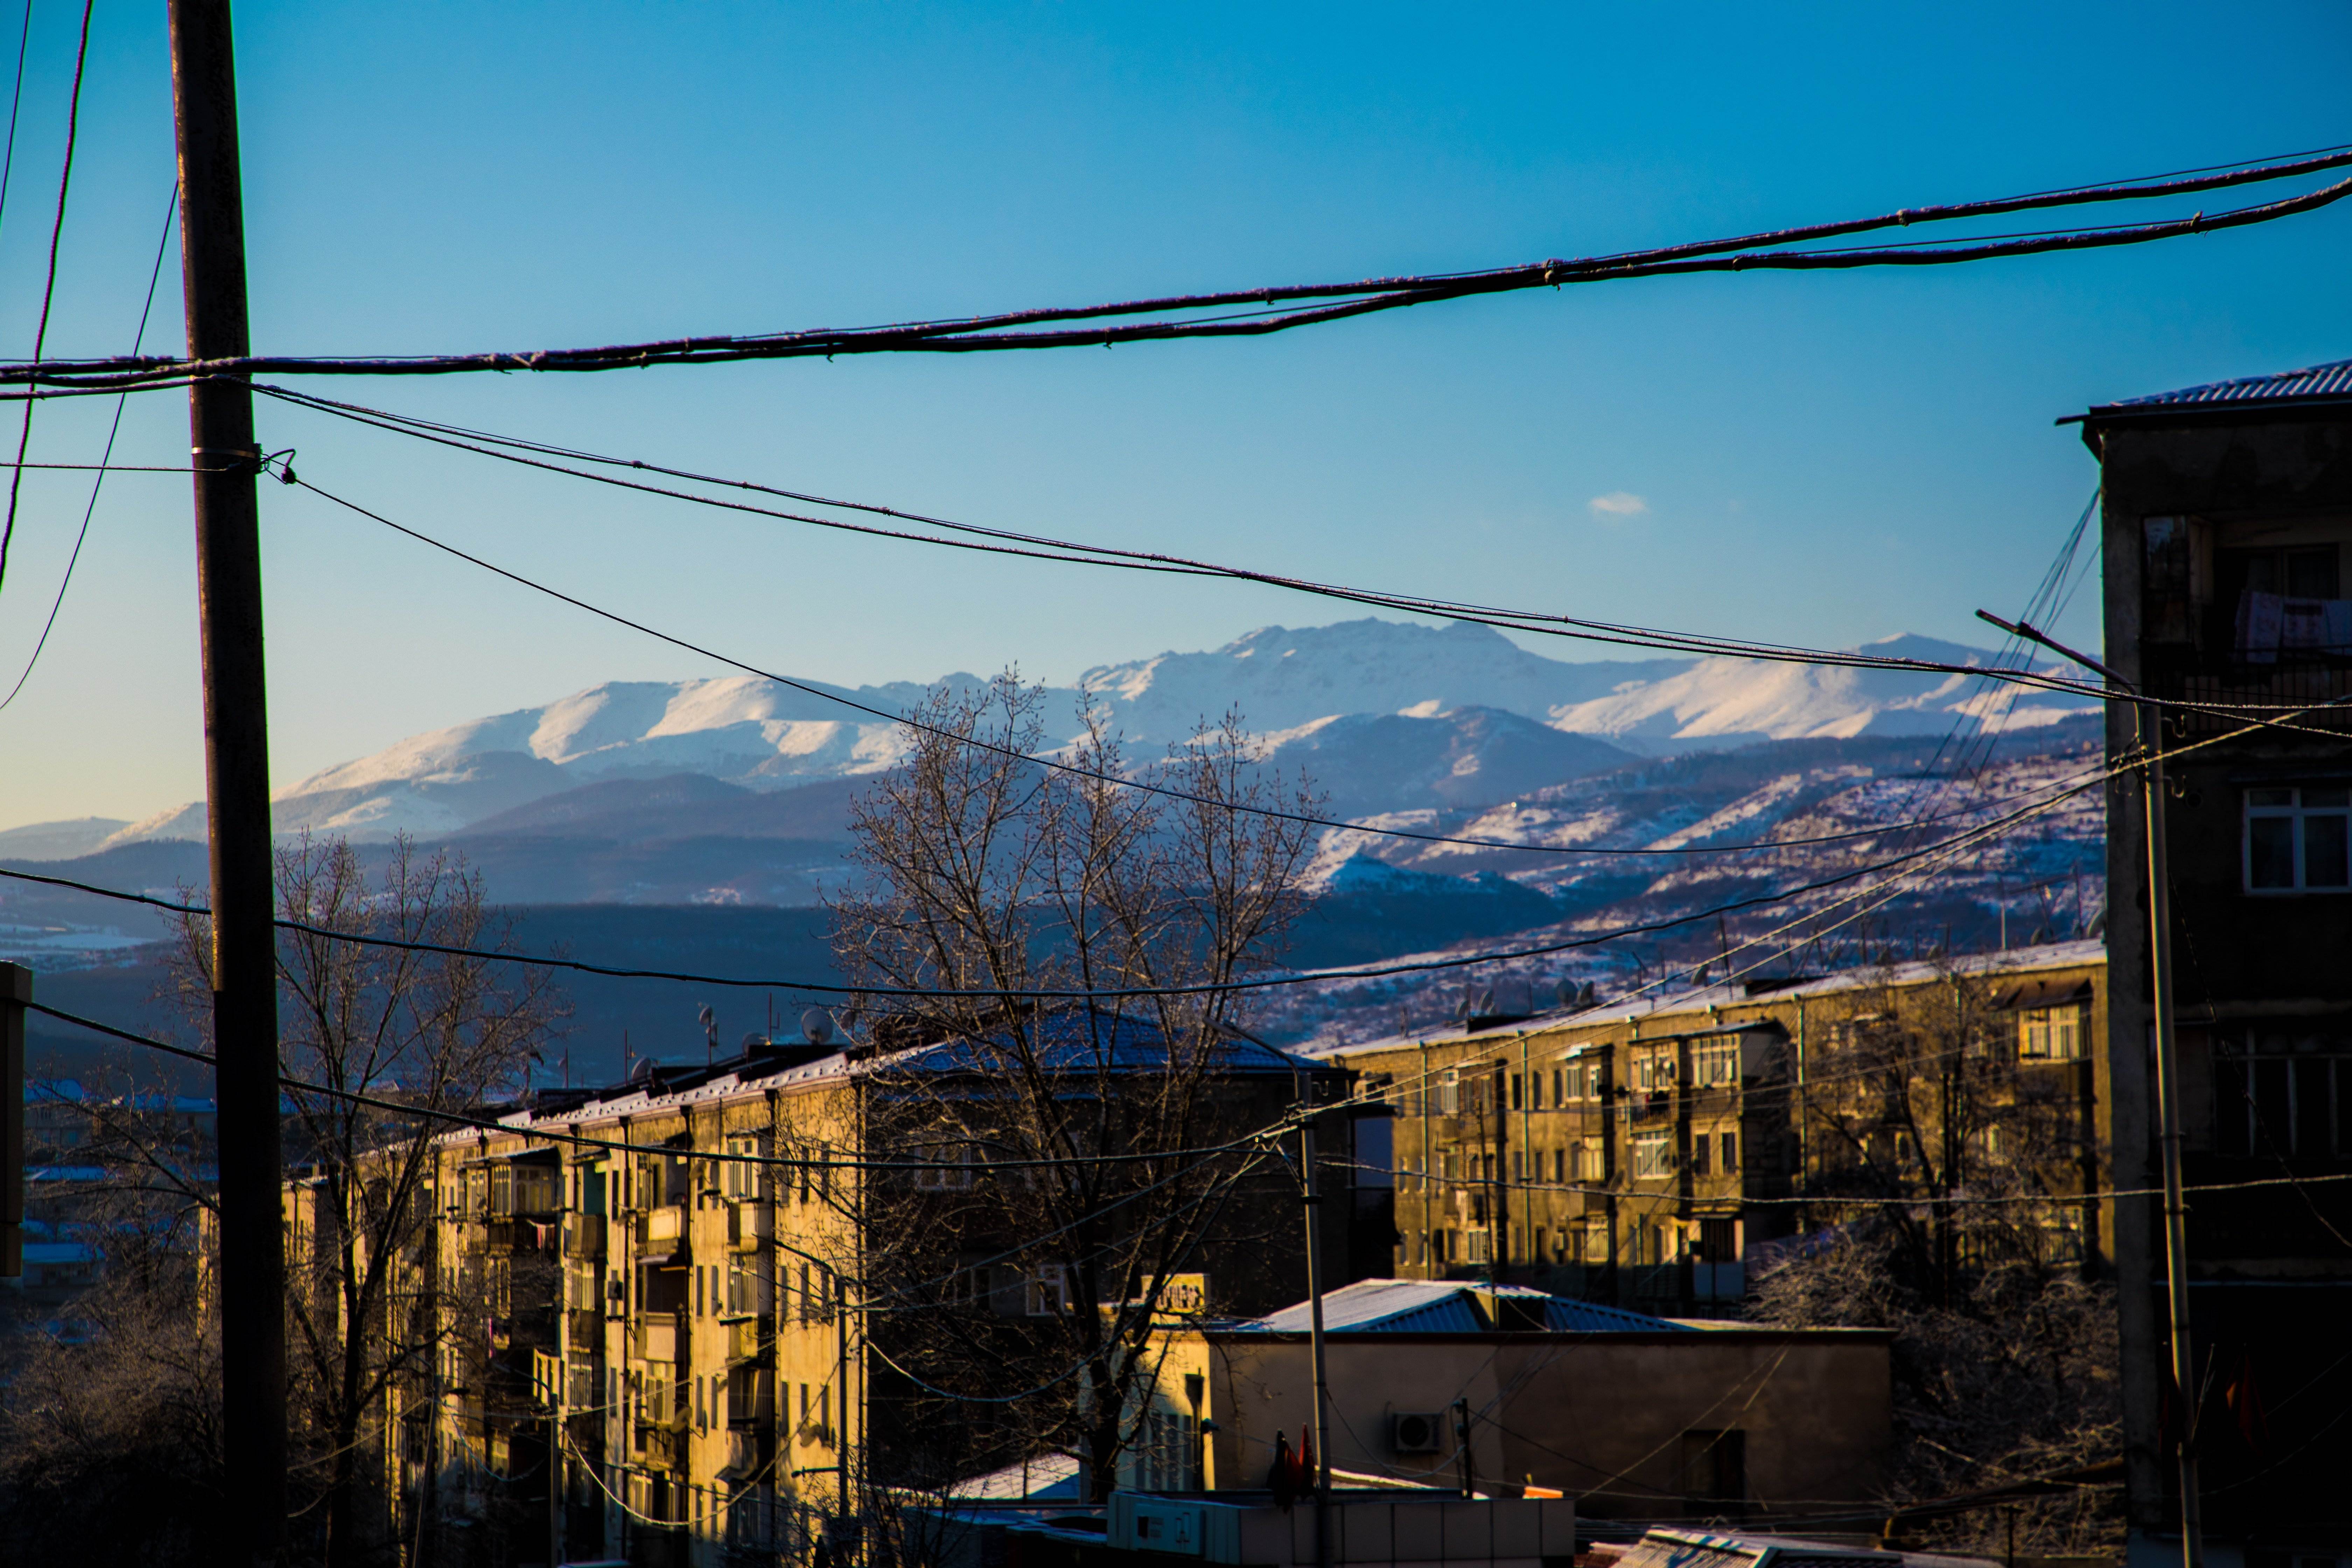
(1545, 634, 2093, 747)
(60, 617, 2091, 854)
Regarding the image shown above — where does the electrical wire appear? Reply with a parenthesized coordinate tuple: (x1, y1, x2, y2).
(252, 381, 2138, 700)
(0, 0, 92, 596)
(7, 144, 2352, 390)
(0, 0, 29, 244)
(0, 181, 179, 710)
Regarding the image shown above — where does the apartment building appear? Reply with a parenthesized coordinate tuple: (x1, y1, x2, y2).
(1317, 943, 2109, 1318)
(2076, 357, 2352, 1564)
(380, 1020, 1346, 1568)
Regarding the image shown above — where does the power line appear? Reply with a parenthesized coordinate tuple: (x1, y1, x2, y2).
(0, 181, 180, 710)
(251, 381, 2137, 692)
(0, 0, 92, 596)
(7, 144, 2351, 392)
(0, 0, 29, 243)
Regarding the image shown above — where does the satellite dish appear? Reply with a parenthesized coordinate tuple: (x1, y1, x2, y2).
(1556, 979, 1578, 1008)
(1577, 981, 1597, 1006)
(800, 1008, 837, 1046)
(696, 1005, 716, 1029)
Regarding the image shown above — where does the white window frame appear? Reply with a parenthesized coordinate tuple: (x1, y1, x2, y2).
(1632, 1132, 1674, 1179)
(2245, 785, 2352, 894)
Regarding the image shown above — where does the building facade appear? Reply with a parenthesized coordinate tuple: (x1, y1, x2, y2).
(1319, 943, 2110, 1318)
(2078, 357, 2352, 1564)
(372, 1027, 1348, 1568)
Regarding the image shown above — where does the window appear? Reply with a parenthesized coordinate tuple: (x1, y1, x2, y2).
(1689, 1135, 1711, 1176)
(1026, 1266, 1071, 1316)
(1633, 1133, 1674, 1178)
(1696, 1218, 1738, 1264)
(1463, 1228, 1492, 1264)
(722, 1136, 761, 1199)
(1437, 1068, 1461, 1116)
(2018, 1005, 2086, 1060)
(1721, 1132, 1738, 1173)
(1692, 1038, 1740, 1088)
(2217, 1030, 2352, 1157)
(1550, 1067, 1563, 1106)
(1634, 1050, 1673, 1091)
(1529, 1072, 1542, 1111)
(1552, 1148, 1566, 1184)
(1510, 1074, 1524, 1111)
(2246, 787, 2351, 892)
(914, 1139, 974, 1190)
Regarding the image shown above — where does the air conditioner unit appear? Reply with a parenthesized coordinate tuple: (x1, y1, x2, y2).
(1391, 1410, 1446, 1454)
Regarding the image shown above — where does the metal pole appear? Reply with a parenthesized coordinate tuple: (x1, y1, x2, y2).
(550, 1401, 564, 1568)
(168, 6, 285, 1563)
(1299, 1118, 1332, 1568)
(2141, 706, 2203, 1568)
(1, 964, 26, 1288)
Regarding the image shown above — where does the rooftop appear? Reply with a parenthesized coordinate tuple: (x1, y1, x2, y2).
(2071, 355, 2352, 428)
(1299, 940, 2104, 1060)
(1227, 1277, 1689, 1335)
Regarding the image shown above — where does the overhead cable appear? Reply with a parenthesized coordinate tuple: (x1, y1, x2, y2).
(0, 0, 94, 595)
(7, 145, 2351, 392)
(1, 181, 180, 710)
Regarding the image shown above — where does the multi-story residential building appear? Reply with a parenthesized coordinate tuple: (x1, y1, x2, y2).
(1317, 943, 2109, 1318)
(378, 1022, 1348, 1568)
(2075, 357, 2352, 1566)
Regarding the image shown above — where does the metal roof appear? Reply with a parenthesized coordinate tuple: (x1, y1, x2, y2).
(1236, 1278, 1688, 1335)
(2074, 356, 2352, 424)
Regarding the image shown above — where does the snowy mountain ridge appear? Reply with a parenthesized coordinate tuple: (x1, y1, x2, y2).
(57, 618, 2091, 851)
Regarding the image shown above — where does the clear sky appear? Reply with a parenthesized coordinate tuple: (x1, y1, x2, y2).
(0, 1, 2347, 831)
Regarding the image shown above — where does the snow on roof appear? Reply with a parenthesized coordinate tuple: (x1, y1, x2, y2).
(1298, 940, 2104, 1060)
(945, 1452, 1086, 1501)
(1236, 1278, 1686, 1335)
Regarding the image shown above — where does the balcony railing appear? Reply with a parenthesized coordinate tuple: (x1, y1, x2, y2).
(726, 1317, 765, 1366)
(2171, 666, 2352, 735)
(637, 1315, 680, 1365)
(639, 1204, 686, 1249)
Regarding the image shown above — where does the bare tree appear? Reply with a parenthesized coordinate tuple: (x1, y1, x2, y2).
(164, 833, 566, 1568)
(1750, 965, 2120, 1555)
(0, 1184, 223, 1568)
(829, 676, 1319, 1502)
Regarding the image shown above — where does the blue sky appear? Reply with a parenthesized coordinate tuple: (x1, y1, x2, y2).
(0, 1, 2347, 828)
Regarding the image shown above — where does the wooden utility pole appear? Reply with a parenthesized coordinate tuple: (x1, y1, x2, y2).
(169, 3, 285, 1561)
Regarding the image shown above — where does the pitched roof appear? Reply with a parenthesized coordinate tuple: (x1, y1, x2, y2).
(2073, 356, 2352, 425)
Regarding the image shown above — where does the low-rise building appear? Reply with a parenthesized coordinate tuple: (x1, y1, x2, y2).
(1127, 1276, 1892, 1526)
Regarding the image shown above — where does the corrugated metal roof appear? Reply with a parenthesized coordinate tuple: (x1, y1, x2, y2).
(1249, 1279, 1489, 1334)
(1238, 1278, 1687, 1335)
(2083, 357, 2352, 419)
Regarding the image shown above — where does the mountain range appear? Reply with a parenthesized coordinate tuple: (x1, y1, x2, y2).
(31, 618, 2089, 863)
(2, 617, 2104, 1063)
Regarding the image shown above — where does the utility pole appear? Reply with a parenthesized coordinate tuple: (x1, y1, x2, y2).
(1298, 1114, 1333, 1568)
(169, 5, 284, 1562)
(1977, 610, 2200, 1568)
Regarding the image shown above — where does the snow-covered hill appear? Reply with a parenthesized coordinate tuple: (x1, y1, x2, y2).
(1546, 634, 2093, 748)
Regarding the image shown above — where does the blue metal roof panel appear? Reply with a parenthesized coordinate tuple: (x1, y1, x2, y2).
(1542, 1296, 1693, 1333)
(2087, 357, 2352, 416)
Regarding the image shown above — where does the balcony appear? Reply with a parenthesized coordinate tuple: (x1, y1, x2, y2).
(726, 1317, 765, 1366)
(726, 1201, 770, 1252)
(564, 1214, 606, 1258)
(640, 1204, 686, 1249)
(637, 1315, 680, 1366)
(2169, 665, 2352, 736)
(566, 1308, 604, 1351)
